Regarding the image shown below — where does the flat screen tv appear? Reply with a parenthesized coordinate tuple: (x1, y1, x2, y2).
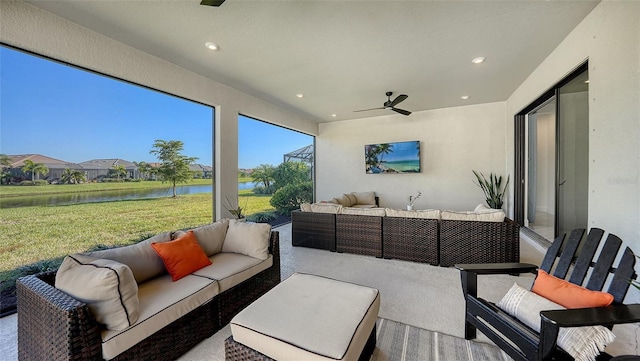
(365, 140, 420, 174)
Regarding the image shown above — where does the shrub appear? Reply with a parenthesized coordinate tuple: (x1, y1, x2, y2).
(269, 181, 313, 214)
(247, 211, 278, 223)
(17, 180, 48, 186)
(253, 184, 277, 195)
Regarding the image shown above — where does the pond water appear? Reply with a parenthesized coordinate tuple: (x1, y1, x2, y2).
(0, 181, 256, 209)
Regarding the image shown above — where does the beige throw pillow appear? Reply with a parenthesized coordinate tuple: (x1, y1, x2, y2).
(180, 219, 229, 257)
(55, 254, 139, 331)
(335, 194, 353, 207)
(86, 232, 171, 283)
(498, 283, 615, 361)
(222, 219, 271, 260)
(351, 191, 376, 205)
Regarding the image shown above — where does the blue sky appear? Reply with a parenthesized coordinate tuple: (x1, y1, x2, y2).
(1, 46, 312, 169)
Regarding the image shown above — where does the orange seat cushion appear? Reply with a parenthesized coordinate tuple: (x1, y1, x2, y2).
(151, 230, 212, 281)
(531, 270, 614, 309)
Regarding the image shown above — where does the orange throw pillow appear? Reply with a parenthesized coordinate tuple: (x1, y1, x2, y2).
(531, 270, 613, 309)
(151, 230, 211, 281)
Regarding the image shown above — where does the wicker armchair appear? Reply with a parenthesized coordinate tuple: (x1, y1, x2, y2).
(17, 232, 280, 361)
(439, 218, 519, 267)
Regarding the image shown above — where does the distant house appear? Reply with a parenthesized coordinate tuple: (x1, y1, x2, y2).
(78, 159, 138, 181)
(188, 164, 213, 179)
(6, 154, 84, 182)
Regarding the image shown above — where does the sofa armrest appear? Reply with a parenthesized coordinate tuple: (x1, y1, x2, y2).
(17, 271, 103, 360)
(269, 231, 280, 271)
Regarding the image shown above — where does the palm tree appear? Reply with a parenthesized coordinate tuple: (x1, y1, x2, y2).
(111, 164, 127, 180)
(61, 168, 86, 184)
(251, 164, 275, 189)
(21, 159, 48, 181)
(136, 161, 152, 180)
(374, 143, 393, 168)
(0, 154, 11, 185)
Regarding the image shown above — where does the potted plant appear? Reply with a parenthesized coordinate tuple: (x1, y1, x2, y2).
(472, 170, 509, 209)
(224, 196, 247, 221)
(407, 191, 421, 211)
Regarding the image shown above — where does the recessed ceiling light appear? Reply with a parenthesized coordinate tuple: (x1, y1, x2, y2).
(585, 80, 590, 84)
(331, 114, 337, 117)
(296, 93, 304, 98)
(472, 57, 485, 64)
(205, 42, 219, 51)
(461, 95, 470, 100)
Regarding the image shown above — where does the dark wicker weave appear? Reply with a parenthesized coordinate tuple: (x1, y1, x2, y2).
(382, 217, 439, 265)
(336, 214, 383, 257)
(17, 231, 281, 361)
(291, 210, 336, 251)
(224, 324, 377, 361)
(439, 218, 519, 267)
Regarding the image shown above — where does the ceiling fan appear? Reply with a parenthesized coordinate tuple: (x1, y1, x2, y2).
(354, 91, 412, 116)
(200, 0, 225, 7)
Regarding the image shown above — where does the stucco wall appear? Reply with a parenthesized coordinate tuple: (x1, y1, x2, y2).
(0, 1, 318, 219)
(505, 1, 640, 354)
(316, 101, 508, 211)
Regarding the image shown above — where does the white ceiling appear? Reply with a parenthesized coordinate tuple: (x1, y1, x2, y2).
(25, 0, 600, 123)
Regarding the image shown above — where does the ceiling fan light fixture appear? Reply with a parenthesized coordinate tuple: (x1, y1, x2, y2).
(472, 56, 485, 64)
(205, 42, 219, 51)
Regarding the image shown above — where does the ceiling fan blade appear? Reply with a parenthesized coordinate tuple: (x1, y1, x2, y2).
(389, 94, 408, 107)
(392, 108, 412, 116)
(200, 0, 225, 6)
(354, 107, 384, 112)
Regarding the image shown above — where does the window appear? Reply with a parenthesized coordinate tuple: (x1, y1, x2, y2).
(0, 45, 214, 275)
(237, 115, 314, 220)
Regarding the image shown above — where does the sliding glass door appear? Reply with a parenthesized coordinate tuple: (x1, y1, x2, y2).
(556, 71, 589, 237)
(516, 64, 589, 240)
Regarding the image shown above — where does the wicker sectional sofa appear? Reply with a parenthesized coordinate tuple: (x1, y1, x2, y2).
(292, 205, 519, 266)
(17, 219, 281, 361)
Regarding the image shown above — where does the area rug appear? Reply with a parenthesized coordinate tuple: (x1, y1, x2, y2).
(372, 318, 511, 361)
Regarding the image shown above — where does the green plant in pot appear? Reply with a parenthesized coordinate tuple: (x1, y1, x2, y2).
(224, 196, 247, 219)
(472, 170, 510, 209)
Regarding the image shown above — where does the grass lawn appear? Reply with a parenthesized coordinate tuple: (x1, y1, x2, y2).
(0, 191, 274, 273)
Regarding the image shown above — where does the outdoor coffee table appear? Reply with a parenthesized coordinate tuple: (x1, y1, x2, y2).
(225, 273, 380, 361)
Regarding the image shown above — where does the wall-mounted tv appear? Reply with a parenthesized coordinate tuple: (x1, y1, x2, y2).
(365, 140, 420, 174)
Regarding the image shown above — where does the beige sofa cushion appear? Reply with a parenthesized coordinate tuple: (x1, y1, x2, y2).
(101, 274, 219, 360)
(300, 203, 312, 212)
(55, 254, 139, 331)
(310, 203, 342, 214)
(341, 207, 386, 217)
(441, 210, 505, 222)
(86, 232, 171, 283)
(351, 191, 376, 205)
(174, 219, 229, 256)
(193, 252, 273, 292)
(222, 219, 270, 260)
(385, 208, 441, 219)
(231, 273, 380, 361)
(345, 193, 358, 206)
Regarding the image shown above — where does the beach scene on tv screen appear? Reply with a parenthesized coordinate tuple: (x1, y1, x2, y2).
(365, 141, 420, 174)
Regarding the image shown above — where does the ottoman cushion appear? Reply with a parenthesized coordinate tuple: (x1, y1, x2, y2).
(230, 273, 380, 361)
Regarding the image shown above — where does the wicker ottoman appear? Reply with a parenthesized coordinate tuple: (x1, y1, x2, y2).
(225, 273, 380, 361)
